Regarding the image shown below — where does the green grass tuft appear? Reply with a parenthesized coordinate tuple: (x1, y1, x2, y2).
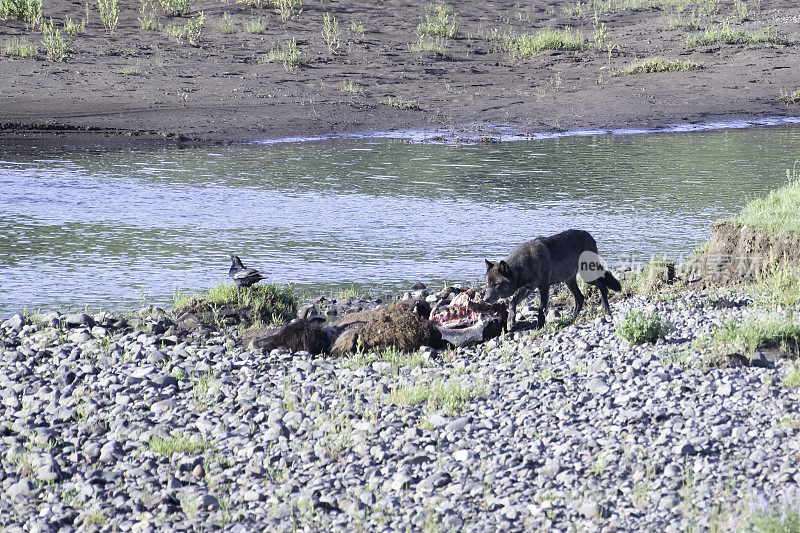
(322, 12, 339, 53)
(380, 96, 421, 110)
(274, 0, 301, 21)
(410, 35, 449, 56)
(84, 511, 107, 526)
(617, 56, 703, 75)
(263, 38, 303, 72)
(686, 23, 788, 48)
(342, 346, 431, 370)
(615, 310, 668, 344)
(349, 20, 365, 36)
(41, 17, 69, 62)
(0, 0, 42, 28)
(783, 364, 800, 388)
(386, 377, 484, 415)
(158, 0, 193, 16)
(117, 62, 141, 75)
(4, 37, 36, 58)
(245, 17, 265, 34)
(417, 3, 457, 39)
(218, 12, 236, 34)
(750, 264, 800, 309)
(138, 0, 161, 31)
(711, 315, 800, 358)
(780, 89, 800, 105)
(63, 15, 86, 35)
(148, 432, 213, 456)
(340, 79, 362, 94)
(173, 281, 297, 327)
(502, 26, 585, 60)
(626, 258, 675, 295)
(97, 0, 119, 35)
(729, 169, 800, 235)
(165, 11, 204, 46)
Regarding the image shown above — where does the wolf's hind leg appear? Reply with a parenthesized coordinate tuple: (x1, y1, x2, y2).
(536, 284, 549, 329)
(566, 277, 585, 316)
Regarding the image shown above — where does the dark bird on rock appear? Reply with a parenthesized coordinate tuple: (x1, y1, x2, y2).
(229, 255, 264, 287)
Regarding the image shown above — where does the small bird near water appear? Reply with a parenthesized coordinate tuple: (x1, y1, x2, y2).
(229, 255, 264, 287)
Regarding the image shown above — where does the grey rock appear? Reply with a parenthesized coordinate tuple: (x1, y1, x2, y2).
(66, 313, 95, 328)
(586, 377, 610, 395)
(8, 479, 36, 500)
(445, 416, 470, 433)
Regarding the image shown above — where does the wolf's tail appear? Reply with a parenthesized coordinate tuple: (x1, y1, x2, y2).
(604, 270, 622, 292)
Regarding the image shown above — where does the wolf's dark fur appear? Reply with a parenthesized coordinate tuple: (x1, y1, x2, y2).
(484, 229, 621, 331)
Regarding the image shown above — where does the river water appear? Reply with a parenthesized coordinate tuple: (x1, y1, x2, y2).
(1, 124, 799, 315)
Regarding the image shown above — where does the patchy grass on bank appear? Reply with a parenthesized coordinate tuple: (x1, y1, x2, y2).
(263, 38, 303, 72)
(780, 89, 800, 105)
(707, 315, 800, 359)
(686, 24, 789, 48)
(729, 169, 800, 235)
(617, 56, 702, 75)
(503, 26, 585, 60)
(173, 282, 297, 326)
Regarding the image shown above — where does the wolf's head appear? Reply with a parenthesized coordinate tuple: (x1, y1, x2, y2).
(484, 259, 515, 303)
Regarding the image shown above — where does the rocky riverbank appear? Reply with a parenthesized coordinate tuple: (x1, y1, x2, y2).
(1, 285, 799, 531)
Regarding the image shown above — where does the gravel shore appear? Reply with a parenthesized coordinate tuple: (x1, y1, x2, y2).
(1, 288, 798, 531)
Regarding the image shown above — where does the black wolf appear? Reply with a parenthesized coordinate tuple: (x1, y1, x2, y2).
(484, 230, 621, 331)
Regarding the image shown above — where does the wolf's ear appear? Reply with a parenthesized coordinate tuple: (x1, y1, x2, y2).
(485, 259, 494, 271)
(497, 260, 511, 275)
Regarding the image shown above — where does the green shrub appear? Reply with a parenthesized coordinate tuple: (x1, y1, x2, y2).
(63, 15, 86, 35)
(165, 11, 204, 46)
(417, 3, 457, 39)
(263, 38, 303, 72)
(138, 0, 161, 31)
(41, 18, 69, 62)
(0, 0, 42, 27)
(97, 0, 119, 34)
(274, 0, 301, 21)
(615, 310, 668, 344)
(322, 12, 339, 52)
(218, 12, 235, 34)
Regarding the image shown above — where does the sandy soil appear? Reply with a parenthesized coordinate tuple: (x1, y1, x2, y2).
(1, 0, 800, 144)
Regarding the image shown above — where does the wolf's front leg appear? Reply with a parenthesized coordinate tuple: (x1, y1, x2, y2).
(506, 287, 531, 332)
(505, 300, 516, 332)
